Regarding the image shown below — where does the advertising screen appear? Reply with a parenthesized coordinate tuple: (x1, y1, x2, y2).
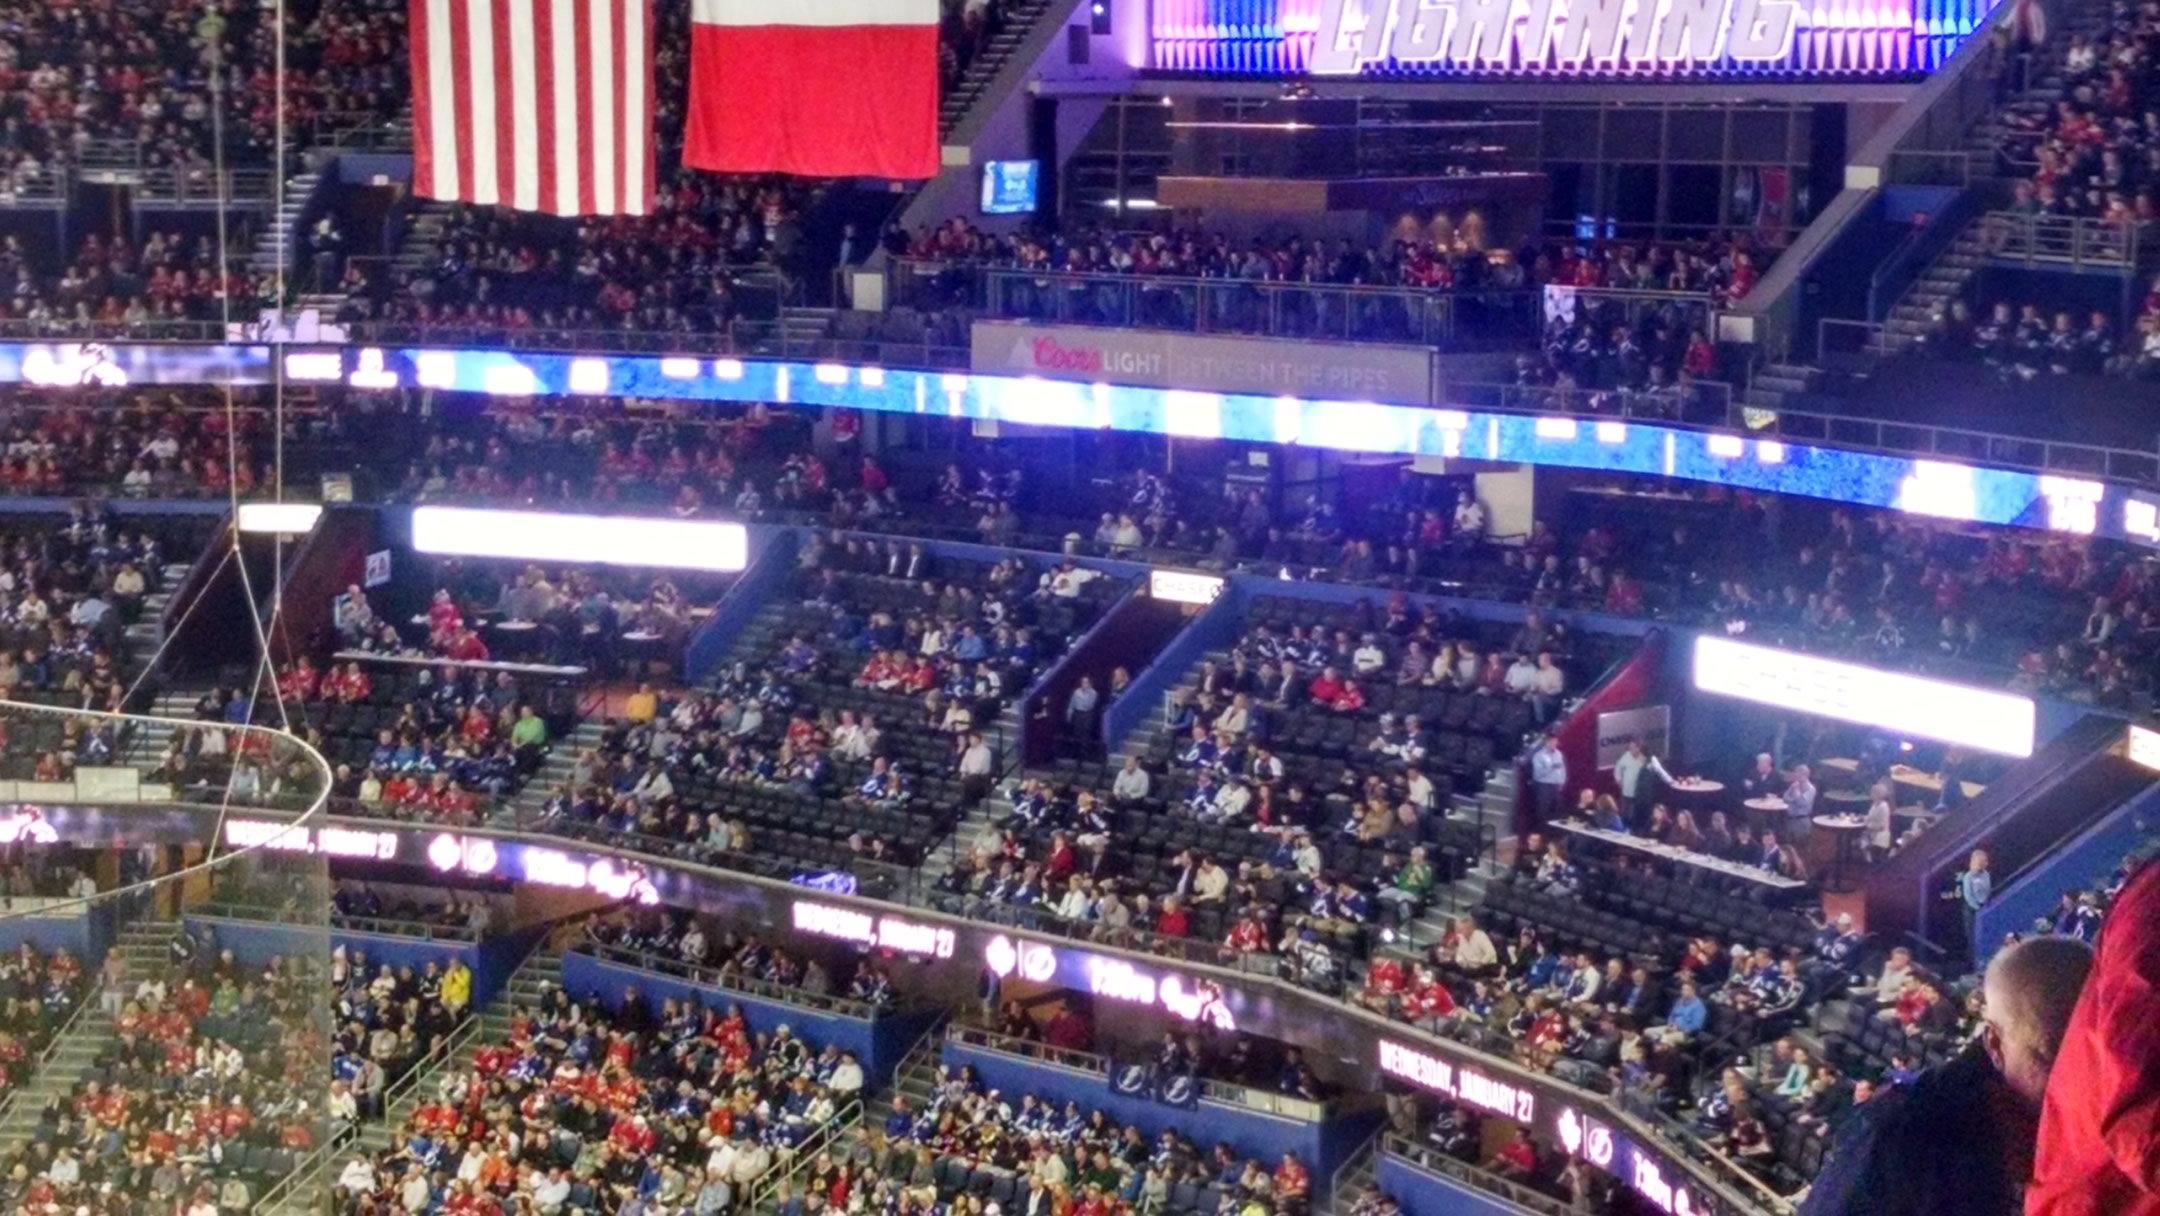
(981, 160, 1040, 214)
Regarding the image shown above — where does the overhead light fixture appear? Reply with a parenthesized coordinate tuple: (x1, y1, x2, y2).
(235, 502, 324, 535)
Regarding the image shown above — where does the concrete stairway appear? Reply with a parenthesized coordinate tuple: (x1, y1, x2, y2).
(121, 682, 215, 775)
(391, 207, 452, 279)
(505, 720, 608, 825)
(743, 1016, 945, 1214)
(248, 170, 322, 279)
(1736, 362, 1823, 418)
(0, 919, 177, 1147)
(349, 946, 563, 1159)
(937, 0, 1059, 136)
(249, 947, 564, 1216)
(122, 561, 209, 654)
(1324, 1130, 1384, 1215)
(1878, 221, 1993, 351)
(881, 1018, 947, 1129)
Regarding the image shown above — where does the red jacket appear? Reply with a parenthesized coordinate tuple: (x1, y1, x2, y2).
(2027, 862, 2160, 1216)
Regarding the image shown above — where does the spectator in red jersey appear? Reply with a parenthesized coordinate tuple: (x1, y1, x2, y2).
(2027, 860, 2160, 1216)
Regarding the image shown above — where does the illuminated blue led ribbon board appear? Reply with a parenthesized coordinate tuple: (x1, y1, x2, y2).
(1149, 0, 1997, 76)
(2, 340, 2153, 549)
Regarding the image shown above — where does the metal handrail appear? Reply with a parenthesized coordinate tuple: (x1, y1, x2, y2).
(1743, 387, 2160, 484)
(0, 969, 100, 1133)
(1325, 1125, 1385, 1213)
(0, 319, 236, 341)
(300, 805, 1782, 1213)
(946, 1023, 1335, 1121)
(1381, 1134, 1573, 1216)
(372, 1012, 487, 1123)
(342, 321, 970, 369)
(198, 900, 483, 942)
(572, 941, 884, 1019)
(947, 264, 1549, 347)
(746, 1099, 864, 1211)
(254, 1126, 353, 1214)
(1980, 211, 2146, 273)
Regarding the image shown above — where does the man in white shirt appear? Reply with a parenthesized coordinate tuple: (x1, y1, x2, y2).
(1612, 738, 1675, 827)
(1531, 652, 1566, 722)
(1214, 694, 1252, 738)
(1112, 757, 1151, 803)
(1860, 946, 1915, 1008)
(1290, 832, 1323, 876)
(957, 733, 995, 802)
(1504, 653, 1539, 695)
(1452, 916, 1499, 975)
(533, 1167, 573, 1213)
(706, 1136, 740, 1182)
(337, 1157, 376, 1195)
(1208, 778, 1252, 824)
(632, 764, 675, 804)
(1782, 763, 1818, 840)
(828, 1052, 865, 1097)
(730, 1141, 772, 1188)
(1352, 634, 1387, 676)
(398, 1164, 431, 1213)
(1192, 858, 1231, 904)
(1404, 767, 1435, 812)
(1453, 490, 1486, 539)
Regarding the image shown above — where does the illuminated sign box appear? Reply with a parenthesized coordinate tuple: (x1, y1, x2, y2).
(2128, 725, 2160, 773)
(1151, 0, 1992, 76)
(236, 502, 325, 535)
(1378, 1039, 1537, 1121)
(1693, 635, 2036, 758)
(792, 899, 958, 958)
(984, 935, 1237, 1029)
(225, 818, 399, 859)
(411, 507, 749, 573)
(1150, 570, 1225, 606)
(0, 339, 2150, 552)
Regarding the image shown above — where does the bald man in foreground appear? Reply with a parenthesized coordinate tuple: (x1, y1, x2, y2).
(2027, 861, 2160, 1215)
(1799, 935, 2095, 1216)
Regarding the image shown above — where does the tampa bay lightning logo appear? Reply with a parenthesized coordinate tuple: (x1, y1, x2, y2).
(1159, 1075, 1195, 1107)
(1114, 1065, 1150, 1095)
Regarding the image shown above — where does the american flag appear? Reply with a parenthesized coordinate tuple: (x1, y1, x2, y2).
(409, 0, 655, 216)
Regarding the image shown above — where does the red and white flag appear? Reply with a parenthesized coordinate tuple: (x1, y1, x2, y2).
(684, 0, 940, 181)
(410, 0, 656, 216)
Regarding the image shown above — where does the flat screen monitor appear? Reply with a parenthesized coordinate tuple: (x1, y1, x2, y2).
(981, 160, 1039, 215)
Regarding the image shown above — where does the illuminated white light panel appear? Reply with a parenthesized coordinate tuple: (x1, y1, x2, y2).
(1707, 434, 1745, 458)
(1535, 417, 1579, 440)
(2128, 499, 2160, 544)
(1163, 390, 1224, 439)
(1693, 635, 2035, 757)
(712, 359, 745, 380)
(411, 506, 749, 572)
(236, 502, 325, 535)
(659, 358, 700, 379)
(1757, 441, 1786, 464)
(567, 359, 610, 395)
(1150, 570, 1224, 605)
(2128, 724, 2160, 773)
(348, 348, 399, 389)
(1896, 460, 1980, 522)
(2040, 475, 2104, 536)
(482, 364, 538, 397)
(415, 352, 458, 389)
(282, 351, 342, 381)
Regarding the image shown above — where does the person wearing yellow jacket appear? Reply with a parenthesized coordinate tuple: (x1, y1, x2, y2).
(442, 958, 472, 1016)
